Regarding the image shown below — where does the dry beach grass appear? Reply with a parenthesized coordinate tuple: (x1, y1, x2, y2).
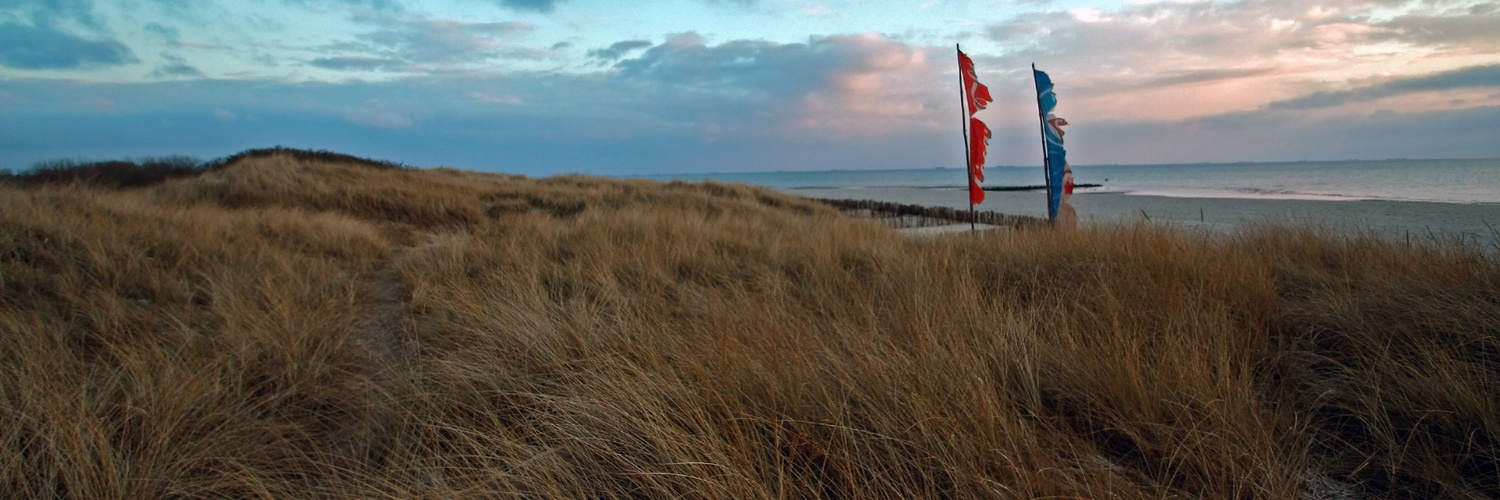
(2, 150, 1498, 498)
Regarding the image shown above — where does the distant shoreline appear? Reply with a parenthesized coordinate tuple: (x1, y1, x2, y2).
(635, 158, 1500, 205)
(983, 183, 1102, 192)
(791, 187, 1500, 246)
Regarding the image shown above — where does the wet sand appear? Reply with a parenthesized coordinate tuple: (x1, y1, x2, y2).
(789, 187, 1500, 245)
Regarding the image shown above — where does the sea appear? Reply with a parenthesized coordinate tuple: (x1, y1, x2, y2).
(631, 158, 1500, 206)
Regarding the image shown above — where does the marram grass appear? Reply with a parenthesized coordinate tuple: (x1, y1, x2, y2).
(2, 151, 1497, 498)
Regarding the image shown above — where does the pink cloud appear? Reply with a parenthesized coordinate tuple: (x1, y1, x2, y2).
(981, 0, 1500, 123)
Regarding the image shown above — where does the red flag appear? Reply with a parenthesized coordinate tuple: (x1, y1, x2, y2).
(968, 117, 990, 204)
(969, 118, 990, 182)
(958, 51, 992, 115)
(958, 48, 993, 205)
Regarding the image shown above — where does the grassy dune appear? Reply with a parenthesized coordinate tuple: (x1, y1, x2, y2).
(3, 150, 1498, 498)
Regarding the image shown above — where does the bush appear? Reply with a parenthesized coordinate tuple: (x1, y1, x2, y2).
(11, 156, 205, 188)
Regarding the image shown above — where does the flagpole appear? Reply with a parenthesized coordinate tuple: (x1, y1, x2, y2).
(958, 45, 974, 232)
(1032, 63, 1055, 228)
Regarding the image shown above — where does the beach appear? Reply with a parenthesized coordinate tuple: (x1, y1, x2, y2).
(788, 187, 1500, 245)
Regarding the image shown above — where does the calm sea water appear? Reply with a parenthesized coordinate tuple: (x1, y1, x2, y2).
(631, 158, 1500, 205)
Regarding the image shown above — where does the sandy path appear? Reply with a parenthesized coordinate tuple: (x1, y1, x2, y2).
(321, 238, 426, 466)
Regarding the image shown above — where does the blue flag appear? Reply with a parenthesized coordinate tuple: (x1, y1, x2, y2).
(1033, 69, 1068, 221)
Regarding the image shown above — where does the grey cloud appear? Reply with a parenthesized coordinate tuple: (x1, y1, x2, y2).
(616, 33, 819, 91)
(145, 0, 196, 16)
(616, 32, 918, 86)
(985, 11, 1071, 50)
(252, 53, 280, 67)
(151, 53, 202, 77)
(499, 47, 555, 60)
(586, 40, 652, 61)
(330, 18, 536, 69)
(1135, 67, 1280, 89)
(0, 23, 137, 69)
(153, 64, 200, 77)
(611, 32, 945, 134)
(1376, 11, 1500, 50)
(309, 56, 401, 71)
(148, 0, 194, 13)
(1268, 64, 1500, 109)
(143, 22, 180, 40)
(283, 0, 404, 12)
(490, 0, 564, 13)
(8, 0, 104, 29)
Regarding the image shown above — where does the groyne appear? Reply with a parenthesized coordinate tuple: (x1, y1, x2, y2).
(815, 198, 1047, 229)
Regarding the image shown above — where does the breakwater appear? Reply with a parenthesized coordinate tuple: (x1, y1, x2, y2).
(815, 198, 1046, 229)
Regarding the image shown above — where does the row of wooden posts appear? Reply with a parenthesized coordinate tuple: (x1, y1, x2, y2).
(815, 198, 1047, 230)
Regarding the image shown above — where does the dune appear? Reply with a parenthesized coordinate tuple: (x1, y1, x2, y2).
(3, 148, 1497, 498)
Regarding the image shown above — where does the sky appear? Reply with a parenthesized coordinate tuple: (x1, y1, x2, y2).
(2, 0, 1498, 175)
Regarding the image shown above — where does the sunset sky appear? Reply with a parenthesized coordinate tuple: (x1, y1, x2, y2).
(2, 0, 1498, 175)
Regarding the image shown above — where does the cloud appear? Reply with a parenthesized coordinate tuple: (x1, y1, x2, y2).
(489, 0, 565, 13)
(1375, 9, 1500, 50)
(8, 0, 105, 29)
(469, 91, 522, 105)
(309, 56, 402, 71)
(2, 68, 1498, 175)
(0, 23, 138, 69)
(587, 40, 653, 62)
(148, 0, 195, 15)
(975, 0, 1500, 123)
(614, 32, 943, 136)
(984, 0, 1496, 73)
(1133, 67, 1280, 89)
(284, 0, 405, 12)
(143, 23, 181, 41)
(984, 2, 1384, 78)
(340, 17, 538, 69)
(151, 53, 203, 78)
(1268, 64, 1500, 109)
(794, 2, 835, 18)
